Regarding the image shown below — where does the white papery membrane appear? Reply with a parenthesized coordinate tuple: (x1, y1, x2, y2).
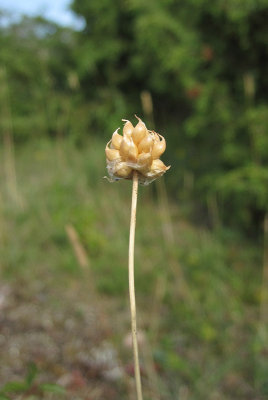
(105, 158, 166, 185)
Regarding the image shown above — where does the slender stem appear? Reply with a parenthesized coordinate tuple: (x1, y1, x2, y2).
(128, 170, 143, 400)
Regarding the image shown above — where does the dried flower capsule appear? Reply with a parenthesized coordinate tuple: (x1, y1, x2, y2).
(146, 159, 170, 178)
(123, 120, 134, 138)
(132, 116, 147, 145)
(105, 116, 170, 184)
(105, 143, 121, 161)
(115, 164, 133, 178)
(137, 153, 152, 172)
(151, 134, 166, 159)
(138, 132, 154, 153)
(111, 129, 123, 149)
(137, 152, 152, 167)
(120, 137, 138, 162)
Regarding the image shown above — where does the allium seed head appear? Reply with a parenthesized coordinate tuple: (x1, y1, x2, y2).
(105, 117, 170, 184)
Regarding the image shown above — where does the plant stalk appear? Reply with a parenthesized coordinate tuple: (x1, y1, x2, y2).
(128, 170, 143, 400)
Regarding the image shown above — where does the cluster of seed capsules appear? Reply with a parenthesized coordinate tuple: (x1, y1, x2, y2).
(105, 116, 170, 185)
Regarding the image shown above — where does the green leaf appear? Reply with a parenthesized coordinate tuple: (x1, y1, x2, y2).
(39, 383, 65, 394)
(2, 381, 28, 393)
(25, 362, 38, 387)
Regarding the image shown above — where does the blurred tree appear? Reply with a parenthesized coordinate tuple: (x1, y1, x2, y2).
(0, 1, 267, 233)
(0, 13, 85, 141)
(71, 0, 268, 233)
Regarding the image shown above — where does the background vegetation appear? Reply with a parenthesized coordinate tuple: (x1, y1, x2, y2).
(0, 1, 267, 399)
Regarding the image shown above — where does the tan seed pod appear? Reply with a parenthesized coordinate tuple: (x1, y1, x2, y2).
(120, 136, 131, 159)
(137, 152, 152, 169)
(120, 137, 138, 162)
(128, 145, 138, 162)
(138, 132, 154, 153)
(105, 145, 121, 161)
(111, 129, 123, 149)
(152, 134, 166, 159)
(122, 120, 134, 138)
(144, 159, 170, 178)
(152, 158, 166, 168)
(132, 116, 147, 145)
(115, 164, 132, 178)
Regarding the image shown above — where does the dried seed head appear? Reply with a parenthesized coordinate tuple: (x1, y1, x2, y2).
(105, 116, 170, 184)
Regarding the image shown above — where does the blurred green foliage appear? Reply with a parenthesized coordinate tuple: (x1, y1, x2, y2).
(0, 362, 65, 399)
(0, 1, 267, 231)
(71, 0, 268, 233)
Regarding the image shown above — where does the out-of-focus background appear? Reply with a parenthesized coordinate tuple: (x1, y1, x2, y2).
(0, 0, 267, 399)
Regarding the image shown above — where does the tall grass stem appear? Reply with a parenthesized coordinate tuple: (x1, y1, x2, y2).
(128, 170, 143, 400)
